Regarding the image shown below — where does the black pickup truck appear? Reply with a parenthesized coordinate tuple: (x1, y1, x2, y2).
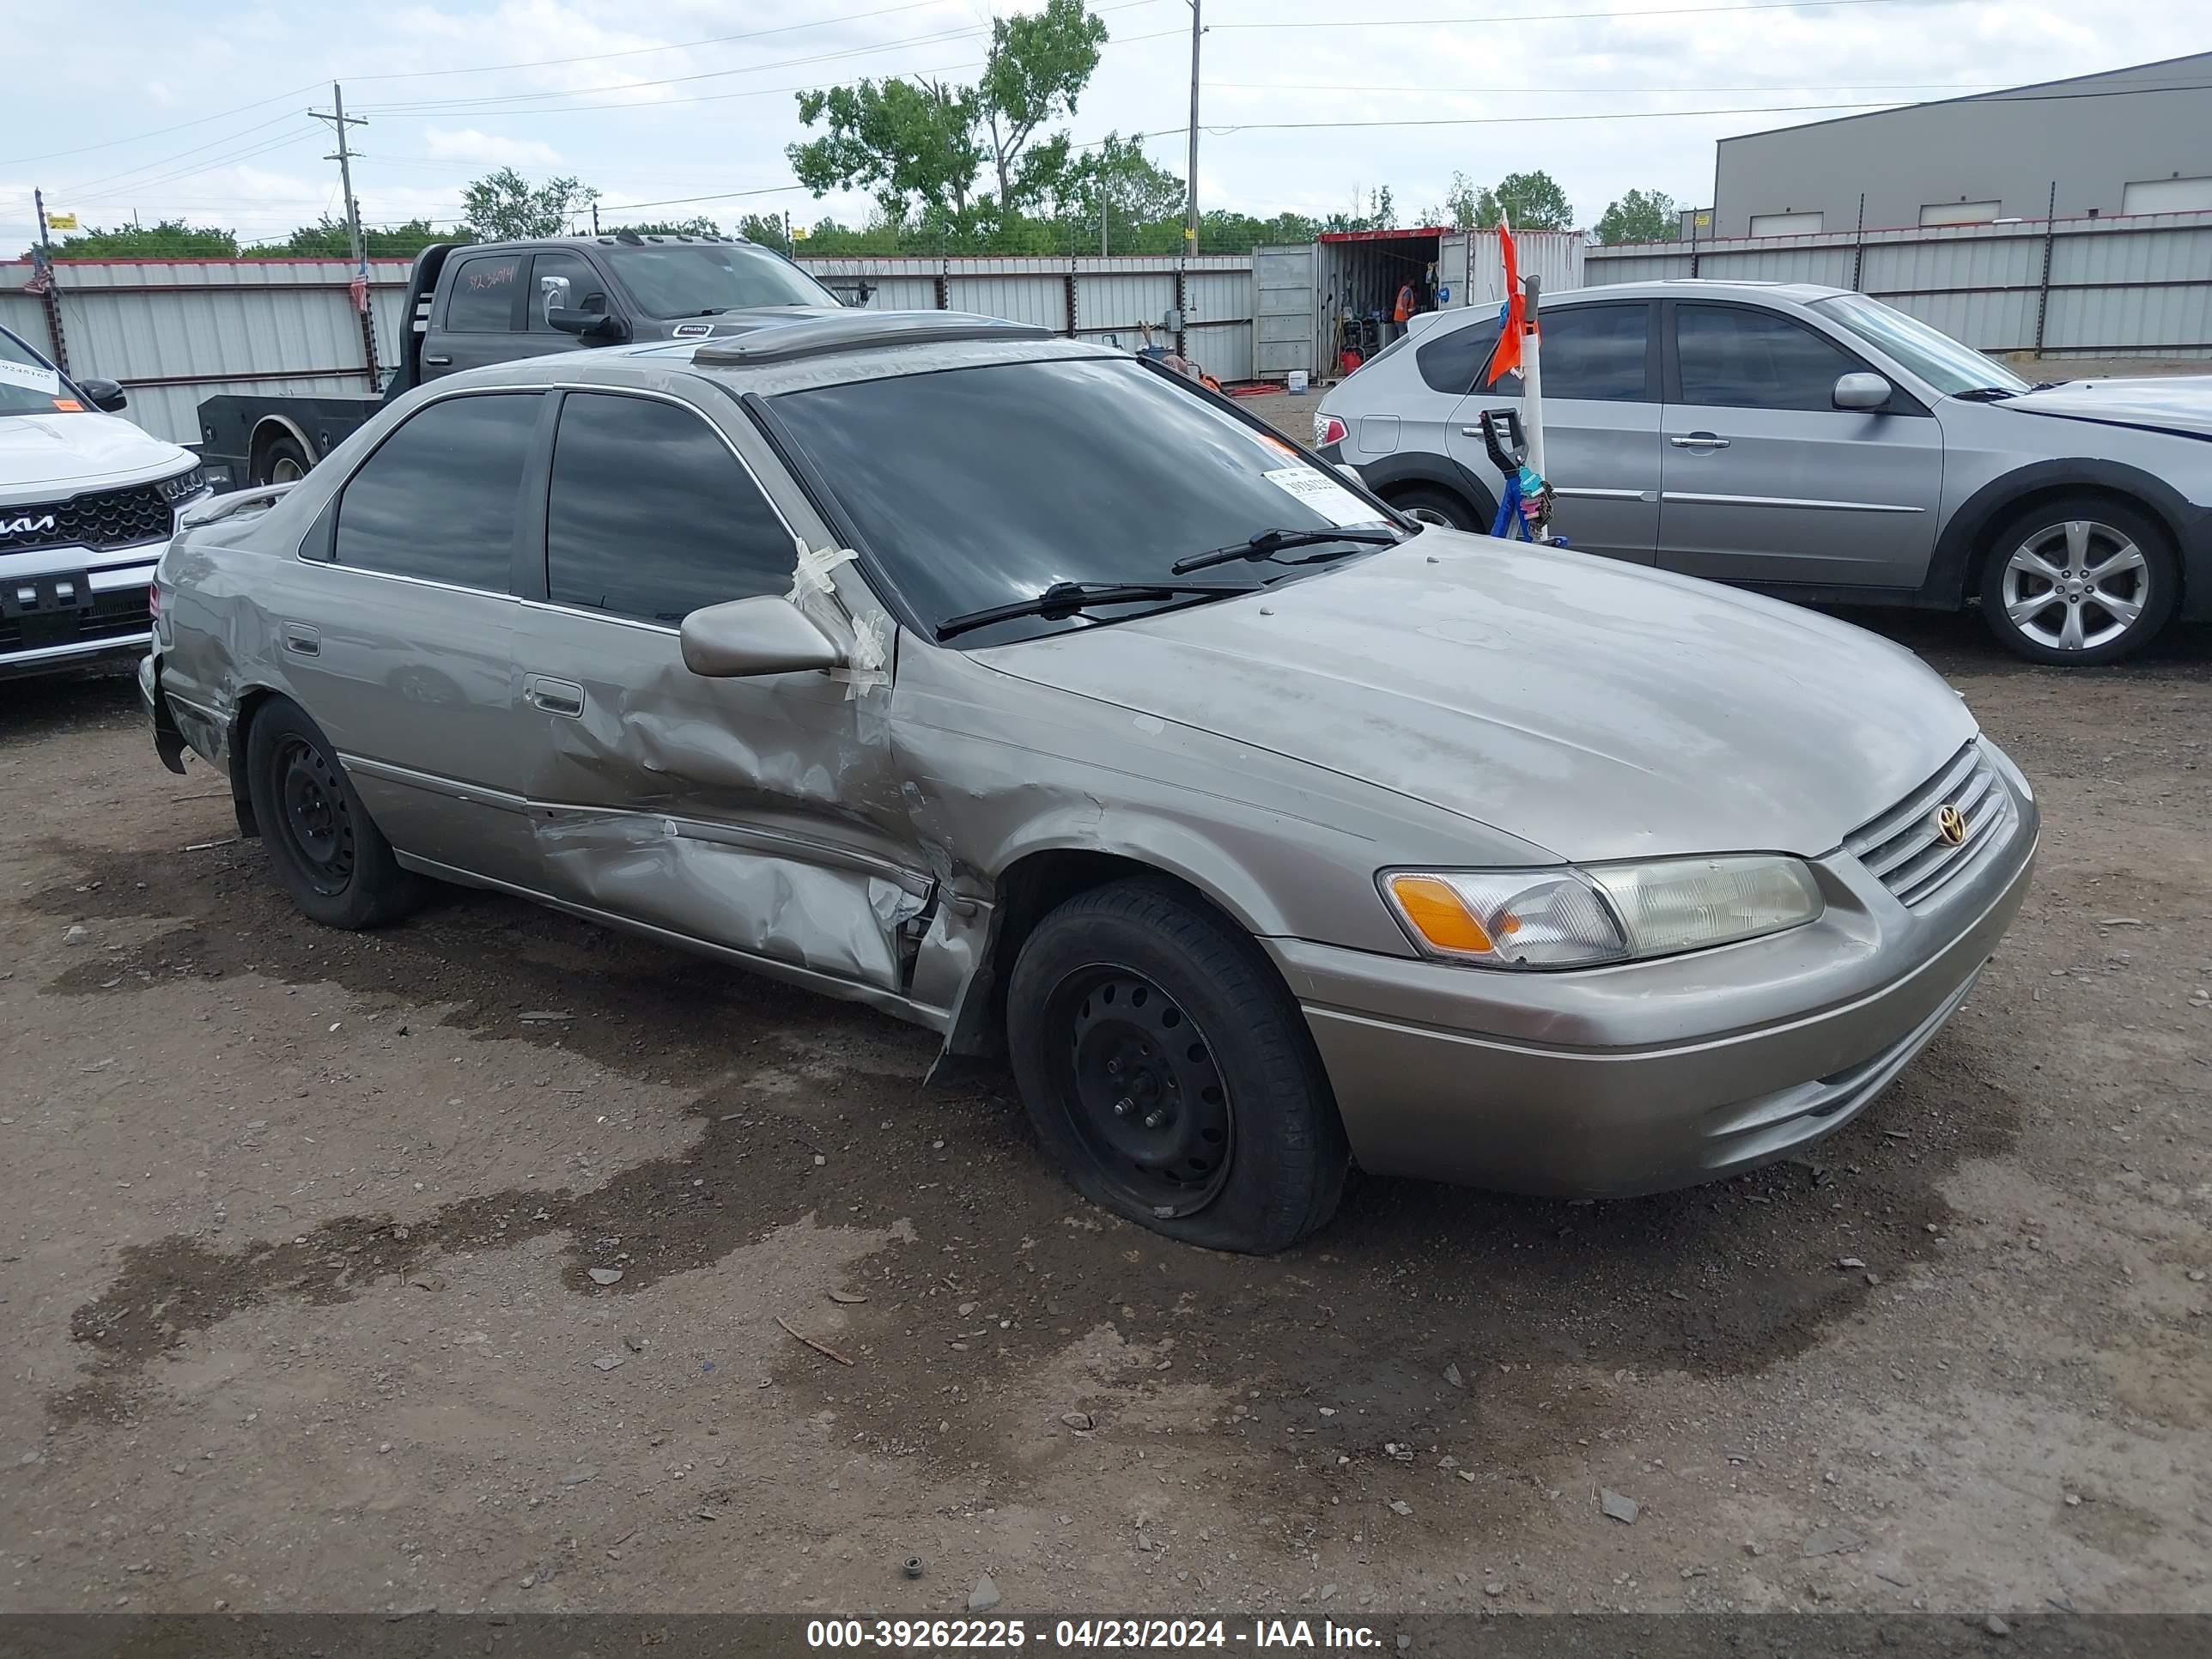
(197, 231, 848, 489)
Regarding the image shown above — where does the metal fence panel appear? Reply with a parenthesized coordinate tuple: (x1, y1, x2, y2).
(1077, 272, 1176, 332)
(1587, 210, 2212, 359)
(944, 274, 1069, 330)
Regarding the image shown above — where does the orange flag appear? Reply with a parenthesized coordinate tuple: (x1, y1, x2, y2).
(1486, 213, 1526, 385)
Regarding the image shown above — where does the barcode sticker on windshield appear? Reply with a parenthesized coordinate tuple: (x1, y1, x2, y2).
(0, 359, 64, 396)
(1262, 465, 1387, 528)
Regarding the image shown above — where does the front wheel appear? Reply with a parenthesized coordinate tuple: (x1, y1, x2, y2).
(1006, 878, 1348, 1254)
(1980, 497, 2178, 665)
(1389, 485, 1480, 532)
(245, 697, 424, 929)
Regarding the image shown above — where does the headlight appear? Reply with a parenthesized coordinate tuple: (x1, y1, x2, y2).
(1382, 855, 1823, 969)
(155, 465, 209, 503)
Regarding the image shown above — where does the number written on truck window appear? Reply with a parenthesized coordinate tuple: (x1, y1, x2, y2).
(333, 392, 541, 588)
(544, 393, 794, 625)
(445, 253, 523, 331)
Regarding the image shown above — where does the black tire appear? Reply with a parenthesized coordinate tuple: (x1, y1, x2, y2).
(244, 697, 423, 929)
(1389, 485, 1481, 532)
(252, 432, 313, 488)
(1978, 494, 2179, 666)
(1006, 878, 1348, 1255)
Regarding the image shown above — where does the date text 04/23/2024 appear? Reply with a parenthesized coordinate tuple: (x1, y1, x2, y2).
(805, 1619, 1392, 1650)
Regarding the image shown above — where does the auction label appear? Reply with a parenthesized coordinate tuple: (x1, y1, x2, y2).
(808, 1617, 1388, 1650)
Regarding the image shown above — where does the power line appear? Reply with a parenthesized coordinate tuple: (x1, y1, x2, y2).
(0, 83, 324, 167)
(350, 1, 1170, 117)
(53, 109, 318, 200)
(1207, 0, 1923, 28)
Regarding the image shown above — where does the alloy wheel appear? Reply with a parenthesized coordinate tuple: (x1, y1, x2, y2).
(1999, 519, 2149, 653)
(1054, 967, 1233, 1217)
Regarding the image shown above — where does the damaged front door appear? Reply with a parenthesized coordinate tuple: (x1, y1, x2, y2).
(509, 388, 927, 997)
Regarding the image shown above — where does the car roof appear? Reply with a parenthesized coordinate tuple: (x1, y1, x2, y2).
(1540, 278, 1851, 304)
(438, 311, 1128, 398)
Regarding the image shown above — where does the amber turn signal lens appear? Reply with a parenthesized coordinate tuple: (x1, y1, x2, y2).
(1386, 874, 1494, 954)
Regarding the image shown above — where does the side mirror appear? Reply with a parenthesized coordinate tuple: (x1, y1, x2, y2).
(1833, 372, 1892, 411)
(680, 595, 844, 679)
(77, 377, 128, 412)
(539, 274, 572, 323)
(544, 280, 628, 342)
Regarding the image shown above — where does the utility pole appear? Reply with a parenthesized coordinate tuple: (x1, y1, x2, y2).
(1184, 0, 1201, 252)
(30, 187, 67, 371)
(310, 82, 378, 386)
(592, 200, 601, 234)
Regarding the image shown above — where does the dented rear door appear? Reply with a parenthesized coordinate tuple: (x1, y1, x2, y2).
(509, 387, 927, 995)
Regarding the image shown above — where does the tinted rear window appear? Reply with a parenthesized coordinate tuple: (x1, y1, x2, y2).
(1415, 316, 1501, 395)
(335, 392, 539, 586)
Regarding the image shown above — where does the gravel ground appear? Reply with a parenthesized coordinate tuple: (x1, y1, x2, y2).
(3, 597, 2207, 1620)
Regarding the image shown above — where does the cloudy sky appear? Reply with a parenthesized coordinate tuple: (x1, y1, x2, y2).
(2, 0, 2203, 252)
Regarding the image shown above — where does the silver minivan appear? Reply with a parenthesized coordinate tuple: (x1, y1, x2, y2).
(1314, 280, 2212, 665)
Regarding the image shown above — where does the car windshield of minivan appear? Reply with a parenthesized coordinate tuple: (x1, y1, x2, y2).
(1809, 292, 2030, 398)
(0, 328, 71, 416)
(604, 243, 838, 318)
(769, 356, 1401, 645)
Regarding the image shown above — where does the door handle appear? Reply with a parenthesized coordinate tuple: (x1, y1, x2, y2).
(422, 354, 452, 366)
(283, 623, 319, 656)
(1668, 433, 1730, 449)
(523, 674, 586, 718)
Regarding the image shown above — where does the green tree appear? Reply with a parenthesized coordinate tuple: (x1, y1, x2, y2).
(460, 168, 599, 240)
(1442, 169, 1576, 232)
(1065, 133, 1184, 252)
(276, 216, 453, 258)
(788, 0, 1107, 224)
(614, 216, 721, 237)
(1595, 188, 1679, 245)
(734, 212, 790, 252)
(39, 219, 238, 258)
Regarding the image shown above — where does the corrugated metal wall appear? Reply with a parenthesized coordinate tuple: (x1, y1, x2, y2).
(1585, 210, 2212, 359)
(2, 257, 409, 442)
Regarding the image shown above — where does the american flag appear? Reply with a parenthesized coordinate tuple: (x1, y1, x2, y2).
(348, 268, 369, 314)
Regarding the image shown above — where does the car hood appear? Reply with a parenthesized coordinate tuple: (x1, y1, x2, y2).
(0, 410, 191, 497)
(976, 535, 1977, 863)
(1993, 375, 2212, 441)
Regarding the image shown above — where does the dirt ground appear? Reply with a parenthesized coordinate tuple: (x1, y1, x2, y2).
(3, 599, 2208, 1622)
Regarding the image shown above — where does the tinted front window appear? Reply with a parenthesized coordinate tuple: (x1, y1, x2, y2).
(1674, 305, 1861, 411)
(1415, 316, 1500, 394)
(603, 243, 837, 319)
(546, 393, 792, 623)
(1541, 304, 1650, 401)
(335, 393, 539, 586)
(771, 356, 1395, 645)
(446, 254, 522, 331)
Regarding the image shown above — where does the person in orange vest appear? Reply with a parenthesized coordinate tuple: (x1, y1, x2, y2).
(1392, 279, 1416, 326)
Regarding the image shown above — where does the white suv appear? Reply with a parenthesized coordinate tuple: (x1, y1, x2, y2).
(1, 325, 208, 680)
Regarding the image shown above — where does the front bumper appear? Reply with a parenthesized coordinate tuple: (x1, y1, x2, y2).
(1268, 751, 2039, 1197)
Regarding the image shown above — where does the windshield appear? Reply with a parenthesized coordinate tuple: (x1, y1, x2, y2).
(769, 356, 1395, 646)
(0, 327, 79, 416)
(1808, 292, 2030, 397)
(604, 242, 838, 319)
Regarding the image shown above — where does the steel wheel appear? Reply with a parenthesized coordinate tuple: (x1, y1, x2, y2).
(273, 734, 356, 895)
(270, 455, 305, 484)
(1054, 966, 1233, 1218)
(1402, 504, 1456, 528)
(1998, 518, 2151, 654)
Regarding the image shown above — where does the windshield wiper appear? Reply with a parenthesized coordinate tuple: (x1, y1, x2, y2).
(1953, 386, 2020, 402)
(1170, 525, 1400, 575)
(934, 579, 1259, 642)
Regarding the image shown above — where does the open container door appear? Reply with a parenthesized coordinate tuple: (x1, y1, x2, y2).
(1253, 244, 1318, 385)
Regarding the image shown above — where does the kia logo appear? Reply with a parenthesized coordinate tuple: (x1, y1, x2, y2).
(0, 514, 59, 538)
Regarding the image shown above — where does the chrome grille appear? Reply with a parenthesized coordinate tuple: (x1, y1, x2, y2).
(1845, 741, 2013, 908)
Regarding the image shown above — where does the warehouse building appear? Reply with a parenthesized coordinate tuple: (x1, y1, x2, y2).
(1711, 52, 2212, 238)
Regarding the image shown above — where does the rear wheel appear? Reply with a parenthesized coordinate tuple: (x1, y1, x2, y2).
(252, 432, 313, 488)
(1980, 496, 2177, 665)
(1006, 878, 1348, 1255)
(1389, 485, 1481, 532)
(245, 697, 423, 929)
